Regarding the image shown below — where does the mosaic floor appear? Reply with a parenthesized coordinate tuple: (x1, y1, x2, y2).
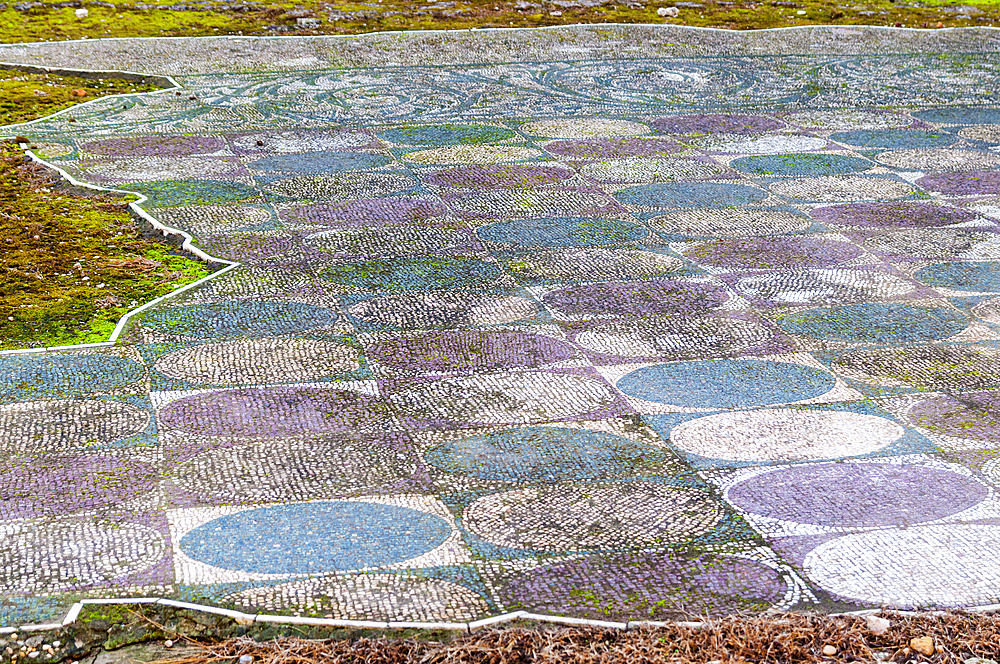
(3, 25, 1000, 626)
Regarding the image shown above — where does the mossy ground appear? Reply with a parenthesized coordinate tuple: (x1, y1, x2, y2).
(0, 140, 210, 350)
(0, 69, 158, 126)
(0, 0, 997, 44)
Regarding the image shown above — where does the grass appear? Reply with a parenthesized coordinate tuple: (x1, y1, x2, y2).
(0, 68, 158, 126)
(0, 0, 997, 44)
(0, 139, 211, 351)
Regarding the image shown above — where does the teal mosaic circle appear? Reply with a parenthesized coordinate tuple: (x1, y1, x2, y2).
(379, 124, 517, 146)
(777, 303, 968, 343)
(729, 153, 873, 177)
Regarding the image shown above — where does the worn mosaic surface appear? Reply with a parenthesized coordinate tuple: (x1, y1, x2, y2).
(3, 25, 1000, 626)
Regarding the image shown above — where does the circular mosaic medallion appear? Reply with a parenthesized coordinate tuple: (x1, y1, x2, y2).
(262, 173, 417, 199)
(248, 151, 390, 173)
(576, 316, 773, 360)
(404, 145, 542, 164)
(304, 226, 473, 257)
(914, 108, 1000, 125)
(0, 354, 145, 400)
(464, 483, 723, 550)
(832, 345, 1000, 390)
(652, 114, 783, 135)
(368, 330, 576, 374)
(958, 125, 1000, 143)
(0, 520, 164, 594)
(809, 201, 976, 228)
(388, 372, 616, 426)
(348, 291, 537, 330)
(505, 247, 682, 283)
(973, 296, 1000, 323)
(230, 129, 376, 154)
(425, 164, 572, 187)
(180, 502, 451, 574)
(283, 197, 447, 225)
(520, 119, 649, 138)
(616, 359, 834, 409)
(830, 130, 956, 149)
(874, 149, 1000, 172)
(500, 552, 786, 620)
(770, 175, 916, 201)
(79, 135, 225, 157)
(580, 157, 730, 183)
(1, 454, 158, 519)
(782, 110, 911, 130)
(175, 437, 411, 503)
(151, 205, 272, 236)
(915, 261, 1000, 292)
(379, 124, 516, 146)
(649, 208, 810, 237)
(0, 400, 149, 455)
(544, 137, 682, 159)
(445, 189, 619, 219)
(542, 279, 728, 319)
(805, 525, 1000, 608)
(231, 574, 490, 621)
(321, 256, 504, 293)
(672, 409, 903, 462)
(84, 156, 244, 183)
(916, 170, 1000, 196)
(777, 303, 968, 343)
(907, 390, 1000, 442)
(730, 153, 873, 177)
(735, 268, 916, 304)
(615, 182, 768, 208)
(154, 338, 361, 385)
(158, 386, 393, 437)
(477, 216, 647, 248)
(140, 300, 338, 339)
(685, 236, 861, 270)
(426, 426, 669, 482)
(130, 180, 258, 207)
(728, 462, 986, 527)
(703, 135, 827, 154)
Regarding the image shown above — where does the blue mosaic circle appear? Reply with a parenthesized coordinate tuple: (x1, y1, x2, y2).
(140, 300, 339, 338)
(130, 180, 258, 207)
(247, 151, 390, 174)
(179, 502, 451, 574)
(614, 183, 767, 209)
(729, 153, 873, 176)
(379, 124, 517, 146)
(616, 359, 834, 409)
(425, 426, 669, 481)
(322, 257, 504, 292)
(830, 130, 956, 149)
(476, 216, 648, 247)
(914, 108, 1000, 125)
(777, 303, 968, 343)
(0, 355, 146, 400)
(915, 262, 1000, 293)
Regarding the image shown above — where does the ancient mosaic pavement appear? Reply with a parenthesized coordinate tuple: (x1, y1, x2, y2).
(3, 26, 1000, 626)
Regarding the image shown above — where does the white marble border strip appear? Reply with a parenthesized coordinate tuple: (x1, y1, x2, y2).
(0, 144, 239, 357)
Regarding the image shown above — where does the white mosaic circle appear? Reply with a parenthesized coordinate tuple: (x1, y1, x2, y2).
(264, 173, 417, 199)
(580, 158, 729, 183)
(874, 149, 1000, 172)
(450, 189, 616, 218)
(520, 118, 650, 138)
(232, 130, 374, 153)
(576, 316, 772, 358)
(464, 483, 724, 550)
(195, 266, 307, 299)
(703, 135, 827, 154)
(783, 110, 911, 130)
(648, 208, 811, 237)
(0, 400, 150, 454)
(175, 438, 411, 503)
(0, 520, 165, 594)
(958, 126, 1000, 143)
(404, 145, 542, 164)
(348, 291, 538, 329)
(154, 338, 361, 385)
(84, 157, 239, 182)
(973, 297, 1000, 324)
(770, 176, 916, 201)
(670, 409, 904, 462)
(151, 205, 271, 236)
(508, 248, 682, 282)
(388, 372, 616, 424)
(34, 142, 75, 157)
(305, 226, 470, 256)
(805, 525, 1000, 608)
(230, 574, 489, 621)
(735, 268, 916, 304)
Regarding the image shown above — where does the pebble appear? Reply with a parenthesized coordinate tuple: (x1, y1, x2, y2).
(74, 7, 88, 17)
(164, 640, 173, 648)
(295, 16, 320, 26)
(239, 656, 253, 664)
(657, 6, 679, 15)
(549, 9, 562, 14)
(866, 615, 891, 635)
(964, 658, 999, 664)
(822, 644, 838, 656)
(910, 636, 935, 657)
